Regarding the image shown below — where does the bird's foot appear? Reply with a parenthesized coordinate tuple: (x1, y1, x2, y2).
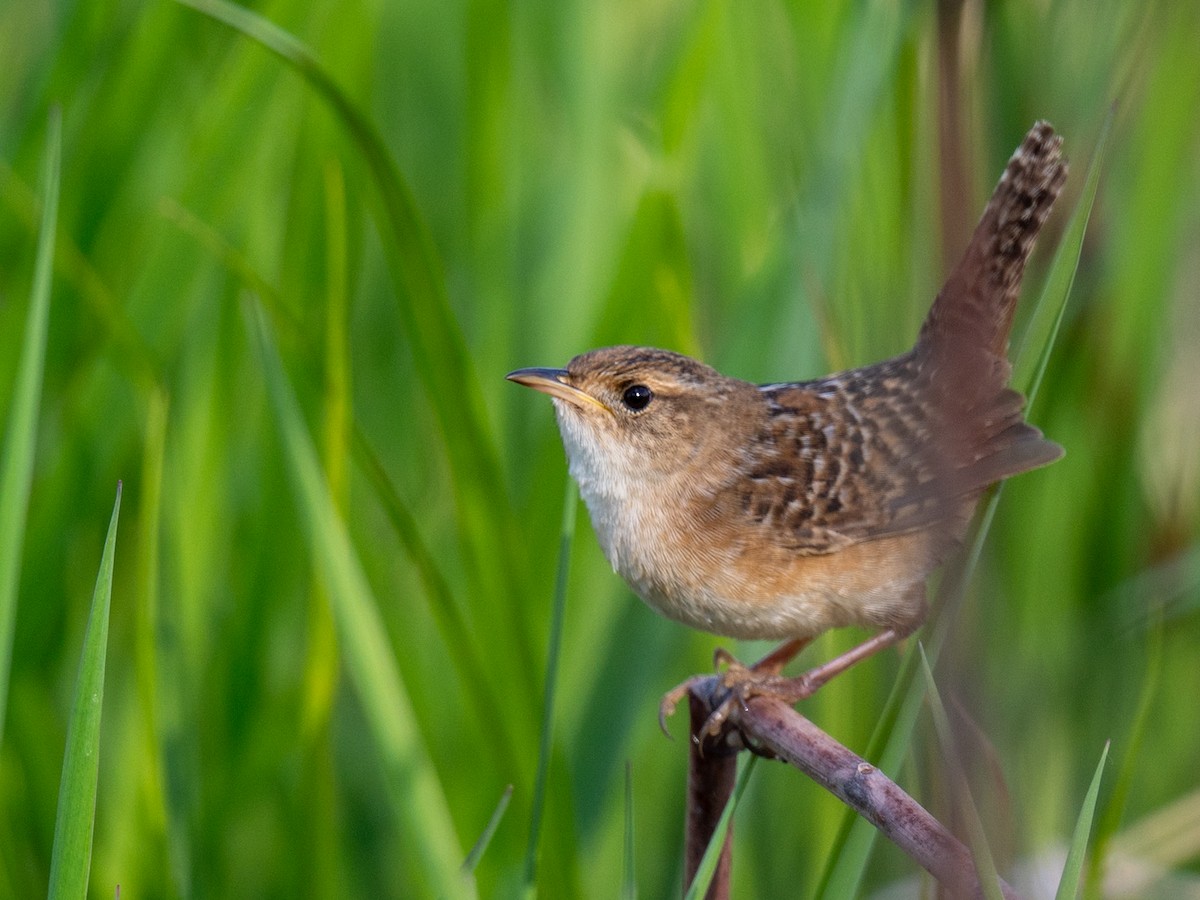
(659, 630, 905, 740)
(658, 638, 813, 739)
(698, 653, 823, 739)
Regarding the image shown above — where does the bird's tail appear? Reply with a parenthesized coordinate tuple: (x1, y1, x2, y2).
(918, 121, 1068, 361)
(914, 122, 1068, 490)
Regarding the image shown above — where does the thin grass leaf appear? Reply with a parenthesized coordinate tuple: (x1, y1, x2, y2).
(352, 433, 522, 774)
(47, 483, 121, 900)
(523, 480, 578, 892)
(157, 198, 305, 347)
(1014, 109, 1114, 404)
(133, 388, 180, 891)
(462, 784, 513, 877)
(1057, 741, 1110, 900)
(299, 159, 349, 742)
(0, 107, 59, 749)
(919, 646, 1005, 900)
(684, 755, 758, 900)
(1085, 617, 1163, 899)
(144, 392, 195, 894)
(623, 760, 637, 900)
(248, 300, 471, 900)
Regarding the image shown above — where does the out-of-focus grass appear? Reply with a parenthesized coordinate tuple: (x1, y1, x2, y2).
(1, 1, 1198, 897)
(0, 107, 58, 749)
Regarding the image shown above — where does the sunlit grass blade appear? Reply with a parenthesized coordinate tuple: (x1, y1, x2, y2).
(523, 480, 577, 893)
(919, 646, 1004, 900)
(463, 784, 513, 877)
(791, 0, 922, 368)
(1057, 741, 1110, 900)
(0, 107, 59, 749)
(683, 755, 757, 900)
(248, 300, 471, 900)
(47, 483, 121, 900)
(1015, 109, 1114, 404)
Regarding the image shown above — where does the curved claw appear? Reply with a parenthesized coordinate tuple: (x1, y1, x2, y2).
(658, 676, 704, 738)
(658, 694, 680, 739)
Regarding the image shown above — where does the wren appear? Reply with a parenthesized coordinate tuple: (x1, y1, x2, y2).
(509, 122, 1067, 728)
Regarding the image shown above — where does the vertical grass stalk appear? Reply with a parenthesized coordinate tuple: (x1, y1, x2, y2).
(0, 107, 60, 749)
(523, 480, 578, 893)
(47, 484, 122, 900)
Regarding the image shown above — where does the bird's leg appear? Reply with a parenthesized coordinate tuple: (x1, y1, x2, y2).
(765, 585, 926, 706)
(770, 628, 904, 703)
(716, 636, 812, 676)
(695, 629, 909, 738)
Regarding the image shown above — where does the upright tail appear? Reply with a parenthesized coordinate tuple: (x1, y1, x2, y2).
(912, 122, 1068, 495)
(918, 121, 1068, 361)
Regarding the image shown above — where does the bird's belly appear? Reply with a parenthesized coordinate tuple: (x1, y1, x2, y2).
(614, 525, 936, 641)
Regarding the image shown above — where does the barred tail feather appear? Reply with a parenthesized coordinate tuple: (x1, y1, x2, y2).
(919, 121, 1068, 361)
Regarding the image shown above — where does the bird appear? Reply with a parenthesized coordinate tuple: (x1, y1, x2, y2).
(508, 121, 1068, 733)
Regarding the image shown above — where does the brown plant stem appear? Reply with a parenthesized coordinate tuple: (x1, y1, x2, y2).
(684, 689, 738, 899)
(684, 677, 1023, 900)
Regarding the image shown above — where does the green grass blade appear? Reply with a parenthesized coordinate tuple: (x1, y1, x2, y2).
(623, 761, 637, 900)
(0, 107, 60, 749)
(919, 646, 1004, 900)
(523, 480, 578, 891)
(1085, 618, 1163, 898)
(351, 432, 521, 770)
(47, 483, 122, 900)
(1015, 110, 1114, 404)
(300, 159, 349, 741)
(173, 0, 494, 460)
(248, 300, 471, 900)
(683, 755, 758, 900)
(1056, 741, 1110, 900)
(462, 784, 514, 877)
(133, 388, 179, 889)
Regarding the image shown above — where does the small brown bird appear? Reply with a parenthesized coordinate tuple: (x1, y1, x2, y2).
(509, 122, 1067, 729)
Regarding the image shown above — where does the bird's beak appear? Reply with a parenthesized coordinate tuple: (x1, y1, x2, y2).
(506, 367, 611, 415)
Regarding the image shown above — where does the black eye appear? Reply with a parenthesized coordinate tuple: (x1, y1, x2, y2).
(621, 384, 653, 411)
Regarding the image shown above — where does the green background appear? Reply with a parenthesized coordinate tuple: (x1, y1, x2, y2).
(2, 0, 1198, 896)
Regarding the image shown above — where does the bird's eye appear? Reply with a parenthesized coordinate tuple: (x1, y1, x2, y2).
(621, 384, 654, 411)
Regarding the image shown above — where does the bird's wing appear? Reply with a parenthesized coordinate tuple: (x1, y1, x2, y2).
(724, 352, 1057, 554)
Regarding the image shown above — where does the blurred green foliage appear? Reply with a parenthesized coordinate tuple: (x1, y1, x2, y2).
(1, 0, 1198, 896)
